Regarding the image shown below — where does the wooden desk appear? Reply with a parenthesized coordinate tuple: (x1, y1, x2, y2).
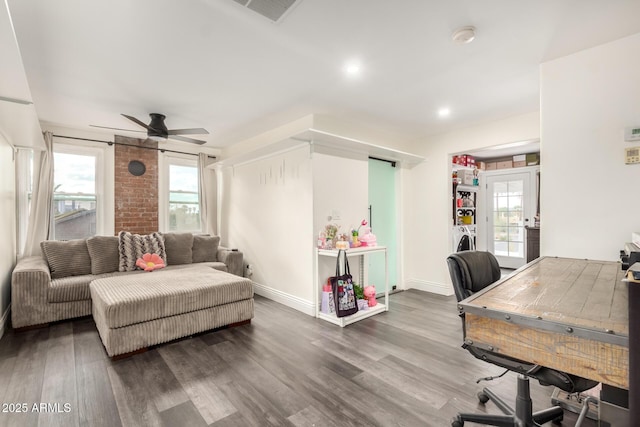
(459, 257, 629, 390)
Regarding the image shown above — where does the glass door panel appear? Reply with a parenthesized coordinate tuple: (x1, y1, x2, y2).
(486, 172, 531, 269)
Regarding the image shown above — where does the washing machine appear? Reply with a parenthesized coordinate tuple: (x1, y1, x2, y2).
(452, 225, 476, 252)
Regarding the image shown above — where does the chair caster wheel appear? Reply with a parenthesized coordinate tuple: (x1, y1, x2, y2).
(477, 391, 489, 404)
(451, 417, 463, 427)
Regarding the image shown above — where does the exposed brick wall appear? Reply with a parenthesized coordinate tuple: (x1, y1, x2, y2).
(114, 136, 158, 234)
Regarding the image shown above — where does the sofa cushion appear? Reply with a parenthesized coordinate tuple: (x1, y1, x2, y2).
(90, 266, 254, 329)
(118, 231, 166, 272)
(192, 235, 220, 263)
(48, 270, 143, 303)
(164, 262, 227, 273)
(87, 236, 120, 274)
(41, 239, 92, 279)
(163, 233, 194, 266)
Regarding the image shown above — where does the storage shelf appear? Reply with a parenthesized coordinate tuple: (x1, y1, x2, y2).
(314, 246, 389, 328)
(318, 246, 387, 257)
(452, 164, 477, 171)
(456, 184, 480, 192)
(317, 303, 387, 327)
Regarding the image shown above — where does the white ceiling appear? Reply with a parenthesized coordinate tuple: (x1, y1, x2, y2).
(6, 0, 640, 148)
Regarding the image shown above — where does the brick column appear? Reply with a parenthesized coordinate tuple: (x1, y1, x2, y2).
(114, 136, 158, 234)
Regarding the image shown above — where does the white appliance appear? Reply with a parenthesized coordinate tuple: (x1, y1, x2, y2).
(453, 225, 476, 252)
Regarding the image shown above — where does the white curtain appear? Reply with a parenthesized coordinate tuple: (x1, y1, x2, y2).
(23, 131, 54, 256)
(198, 153, 217, 235)
(15, 148, 32, 255)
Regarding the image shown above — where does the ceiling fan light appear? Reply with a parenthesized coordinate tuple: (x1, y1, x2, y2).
(148, 135, 166, 142)
(148, 113, 168, 133)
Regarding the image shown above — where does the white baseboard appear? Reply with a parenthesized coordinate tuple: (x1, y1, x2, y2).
(405, 278, 454, 296)
(252, 282, 315, 316)
(0, 304, 10, 341)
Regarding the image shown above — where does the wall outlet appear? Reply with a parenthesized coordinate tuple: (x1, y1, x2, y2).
(331, 209, 341, 221)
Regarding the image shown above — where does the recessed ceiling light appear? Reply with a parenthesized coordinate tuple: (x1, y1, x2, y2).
(438, 107, 451, 118)
(344, 61, 361, 76)
(451, 26, 476, 44)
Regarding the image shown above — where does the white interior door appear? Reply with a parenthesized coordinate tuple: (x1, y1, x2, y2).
(486, 171, 533, 269)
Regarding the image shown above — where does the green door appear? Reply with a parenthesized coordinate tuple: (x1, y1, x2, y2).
(368, 158, 397, 291)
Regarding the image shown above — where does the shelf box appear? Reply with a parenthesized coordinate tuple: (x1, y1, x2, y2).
(485, 162, 497, 170)
(497, 160, 513, 169)
(460, 170, 475, 185)
(526, 153, 540, 165)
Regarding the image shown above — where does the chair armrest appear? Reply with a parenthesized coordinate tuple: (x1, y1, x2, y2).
(12, 256, 51, 306)
(217, 247, 244, 277)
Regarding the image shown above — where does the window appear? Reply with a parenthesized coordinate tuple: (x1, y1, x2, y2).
(164, 156, 201, 232)
(52, 150, 98, 240)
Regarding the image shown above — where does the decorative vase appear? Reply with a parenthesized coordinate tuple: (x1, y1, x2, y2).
(352, 234, 359, 247)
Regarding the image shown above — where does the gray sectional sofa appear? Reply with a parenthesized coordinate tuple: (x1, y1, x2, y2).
(11, 232, 248, 330)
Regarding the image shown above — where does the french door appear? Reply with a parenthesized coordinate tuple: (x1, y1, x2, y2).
(485, 171, 534, 269)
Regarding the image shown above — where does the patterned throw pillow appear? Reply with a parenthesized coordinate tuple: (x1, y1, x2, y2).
(118, 231, 167, 272)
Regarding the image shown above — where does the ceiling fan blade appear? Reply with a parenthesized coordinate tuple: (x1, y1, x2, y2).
(167, 128, 210, 135)
(169, 135, 207, 145)
(121, 114, 153, 130)
(89, 124, 146, 133)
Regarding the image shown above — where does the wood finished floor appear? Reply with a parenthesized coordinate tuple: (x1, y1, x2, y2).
(0, 290, 596, 427)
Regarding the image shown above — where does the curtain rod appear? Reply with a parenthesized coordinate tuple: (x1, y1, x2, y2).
(52, 134, 217, 159)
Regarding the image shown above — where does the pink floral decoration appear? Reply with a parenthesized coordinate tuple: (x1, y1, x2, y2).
(135, 253, 166, 272)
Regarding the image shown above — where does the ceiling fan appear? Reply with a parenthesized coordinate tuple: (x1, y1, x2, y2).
(92, 113, 209, 145)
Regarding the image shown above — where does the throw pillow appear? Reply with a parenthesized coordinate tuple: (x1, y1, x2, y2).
(118, 231, 167, 272)
(86, 235, 119, 274)
(40, 239, 92, 279)
(135, 253, 166, 272)
(192, 235, 220, 263)
(162, 232, 194, 265)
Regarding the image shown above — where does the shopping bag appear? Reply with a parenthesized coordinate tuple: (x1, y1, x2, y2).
(329, 249, 358, 317)
(320, 282, 335, 315)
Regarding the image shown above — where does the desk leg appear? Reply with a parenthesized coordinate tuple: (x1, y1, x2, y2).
(629, 281, 639, 423)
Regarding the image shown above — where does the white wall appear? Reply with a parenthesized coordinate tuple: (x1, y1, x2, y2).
(219, 142, 371, 315)
(0, 138, 16, 338)
(540, 33, 640, 260)
(312, 149, 369, 287)
(219, 144, 315, 312)
(402, 112, 540, 294)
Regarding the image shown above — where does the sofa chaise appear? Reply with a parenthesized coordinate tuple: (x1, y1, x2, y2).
(11, 232, 251, 337)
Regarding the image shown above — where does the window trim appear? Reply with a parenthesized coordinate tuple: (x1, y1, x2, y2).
(158, 153, 202, 233)
(53, 141, 112, 238)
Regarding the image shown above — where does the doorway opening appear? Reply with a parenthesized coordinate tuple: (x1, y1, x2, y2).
(449, 140, 540, 269)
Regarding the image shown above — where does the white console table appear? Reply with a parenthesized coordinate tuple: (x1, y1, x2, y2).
(314, 246, 389, 327)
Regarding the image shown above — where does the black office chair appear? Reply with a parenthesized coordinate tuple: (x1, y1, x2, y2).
(446, 251, 598, 427)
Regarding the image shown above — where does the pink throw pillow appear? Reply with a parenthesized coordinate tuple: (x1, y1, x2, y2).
(135, 253, 166, 272)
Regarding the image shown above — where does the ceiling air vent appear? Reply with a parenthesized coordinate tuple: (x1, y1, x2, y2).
(231, 0, 302, 23)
